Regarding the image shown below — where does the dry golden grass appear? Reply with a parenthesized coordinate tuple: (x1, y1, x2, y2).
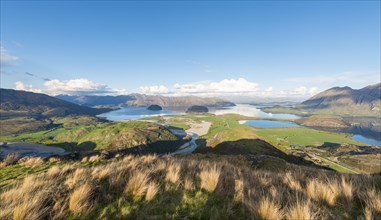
(256, 197, 283, 220)
(48, 156, 60, 163)
(286, 200, 314, 220)
(340, 177, 354, 204)
(283, 172, 302, 192)
(19, 157, 44, 168)
(69, 183, 95, 214)
(47, 165, 61, 178)
(366, 189, 381, 214)
(306, 179, 339, 206)
(13, 196, 49, 220)
(199, 164, 221, 192)
(165, 162, 181, 185)
(184, 177, 195, 191)
(0, 154, 380, 219)
(145, 182, 159, 201)
(81, 156, 89, 162)
(65, 168, 89, 189)
(88, 155, 102, 162)
(125, 170, 150, 197)
(364, 206, 374, 220)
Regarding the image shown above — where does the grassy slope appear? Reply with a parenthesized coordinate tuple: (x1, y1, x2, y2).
(0, 121, 179, 152)
(0, 154, 380, 219)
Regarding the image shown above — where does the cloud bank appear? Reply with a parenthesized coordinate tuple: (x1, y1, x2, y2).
(15, 78, 128, 96)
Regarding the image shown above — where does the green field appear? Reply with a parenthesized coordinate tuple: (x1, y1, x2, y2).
(255, 127, 365, 147)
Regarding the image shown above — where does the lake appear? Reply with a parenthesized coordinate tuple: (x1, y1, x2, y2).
(209, 104, 301, 119)
(98, 104, 301, 121)
(98, 106, 184, 121)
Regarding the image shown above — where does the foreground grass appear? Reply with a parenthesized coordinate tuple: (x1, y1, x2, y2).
(0, 154, 380, 219)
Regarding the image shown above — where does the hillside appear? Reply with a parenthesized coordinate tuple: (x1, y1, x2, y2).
(0, 121, 182, 153)
(56, 93, 235, 107)
(299, 83, 381, 116)
(0, 89, 111, 118)
(0, 154, 380, 219)
(56, 95, 135, 107)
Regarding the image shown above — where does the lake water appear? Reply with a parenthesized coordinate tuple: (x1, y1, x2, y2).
(209, 104, 301, 119)
(98, 104, 301, 121)
(351, 135, 381, 147)
(240, 120, 301, 128)
(98, 107, 183, 121)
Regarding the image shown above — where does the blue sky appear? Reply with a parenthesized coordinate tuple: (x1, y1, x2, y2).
(1, 1, 380, 99)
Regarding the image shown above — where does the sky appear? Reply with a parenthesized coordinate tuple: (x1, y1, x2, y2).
(1, 1, 380, 101)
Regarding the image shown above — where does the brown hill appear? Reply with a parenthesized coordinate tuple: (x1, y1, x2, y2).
(299, 83, 381, 116)
(0, 88, 111, 117)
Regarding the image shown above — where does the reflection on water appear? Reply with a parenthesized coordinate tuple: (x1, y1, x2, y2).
(313, 117, 381, 146)
(240, 120, 301, 128)
(99, 104, 301, 121)
(98, 107, 183, 121)
(209, 104, 301, 119)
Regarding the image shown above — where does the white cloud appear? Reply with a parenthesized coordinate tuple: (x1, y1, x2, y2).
(14, 78, 128, 96)
(139, 85, 169, 94)
(43, 78, 107, 95)
(1, 46, 19, 66)
(15, 81, 43, 93)
(173, 78, 260, 95)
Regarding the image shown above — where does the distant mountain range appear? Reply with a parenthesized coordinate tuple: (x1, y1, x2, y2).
(0, 89, 111, 117)
(299, 83, 381, 117)
(57, 93, 235, 107)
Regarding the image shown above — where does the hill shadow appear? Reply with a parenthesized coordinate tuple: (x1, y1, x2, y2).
(195, 138, 330, 170)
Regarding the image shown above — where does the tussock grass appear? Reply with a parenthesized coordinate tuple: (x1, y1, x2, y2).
(165, 162, 181, 185)
(0, 154, 380, 219)
(199, 164, 221, 192)
(306, 178, 340, 206)
(256, 197, 283, 220)
(286, 200, 314, 220)
(69, 183, 95, 214)
(125, 170, 150, 197)
(145, 182, 159, 201)
(19, 157, 44, 168)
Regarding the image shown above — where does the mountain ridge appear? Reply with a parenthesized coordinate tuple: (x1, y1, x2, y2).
(56, 93, 235, 107)
(0, 88, 111, 117)
(299, 83, 381, 116)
